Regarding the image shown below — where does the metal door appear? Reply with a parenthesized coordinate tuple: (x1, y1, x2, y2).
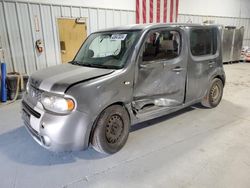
(222, 29, 234, 62)
(232, 27, 244, 61)
(133, 28, 188, 111)
(185, 27, 220, 102)
(57, 18, 87, 63)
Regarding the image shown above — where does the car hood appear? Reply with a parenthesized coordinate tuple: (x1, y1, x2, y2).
(29, 63, 115, 93)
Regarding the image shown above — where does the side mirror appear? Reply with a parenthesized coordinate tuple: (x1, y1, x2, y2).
(138, 55, 151, 69)
(139, 63, 148, 69)
(139, 61, 156, 69)
(139, 60, 163, 69)
(87, 49, 94, 58)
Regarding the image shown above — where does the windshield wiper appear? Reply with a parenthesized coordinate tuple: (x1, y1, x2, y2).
(70, 61, 94, 68)
(71, 61, 119, 69)
(88, 64, 119, 69)
(70, 60, 83, 65)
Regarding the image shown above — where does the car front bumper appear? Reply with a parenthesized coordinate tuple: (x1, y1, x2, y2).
(21, 93, 92, 152)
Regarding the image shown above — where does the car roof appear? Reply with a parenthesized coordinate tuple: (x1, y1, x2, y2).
(96, 23, 221, 33)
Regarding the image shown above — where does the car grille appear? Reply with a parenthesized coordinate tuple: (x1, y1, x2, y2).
(23, 109, 41, 141)
(29, 85, 43, 102)
(22, 100, 41, 118)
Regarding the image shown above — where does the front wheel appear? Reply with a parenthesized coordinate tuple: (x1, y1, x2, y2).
(91, 105, 130, 154)
(201, 78, 224, 108)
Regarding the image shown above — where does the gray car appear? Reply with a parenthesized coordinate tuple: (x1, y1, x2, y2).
(22, 24, 226, 154)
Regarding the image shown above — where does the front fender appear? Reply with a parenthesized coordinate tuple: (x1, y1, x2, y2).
(66, 69, 134, 124)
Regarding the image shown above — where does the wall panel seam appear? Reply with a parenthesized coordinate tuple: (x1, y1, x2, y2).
(2, 1, 15, 71)
(27, 2, 38, 71)
(50, 5, 59, 65)
(15, 2, 28, 73)
(39, 3, 48, 68)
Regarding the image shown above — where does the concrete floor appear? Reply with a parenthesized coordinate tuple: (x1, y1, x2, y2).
(0, 63, 250, 188)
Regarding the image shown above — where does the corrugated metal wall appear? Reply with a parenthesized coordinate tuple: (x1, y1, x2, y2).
(0, 1, 135, 74)
(1, 0, 250, 75)
(178, 14, 250, 47)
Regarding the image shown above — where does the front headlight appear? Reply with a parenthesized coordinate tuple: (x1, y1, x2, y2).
(41, 93, 75, 114)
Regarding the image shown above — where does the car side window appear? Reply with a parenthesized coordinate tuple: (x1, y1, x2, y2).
(190, 28, 217, 56)
(142, 30, 181, 62)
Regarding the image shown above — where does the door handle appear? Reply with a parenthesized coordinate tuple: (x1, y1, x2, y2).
(208, 61, 215, 67)
(60, 41, 66, 54)
(172, 67, 184, 72)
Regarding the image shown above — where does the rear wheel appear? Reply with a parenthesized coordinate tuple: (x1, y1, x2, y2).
(91, 105, 130, 154)
(201, 78, 223, 108)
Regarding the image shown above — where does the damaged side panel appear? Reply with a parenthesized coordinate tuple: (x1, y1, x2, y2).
(132, 28, 188, 113)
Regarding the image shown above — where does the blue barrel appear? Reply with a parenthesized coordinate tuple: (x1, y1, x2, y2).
(1, 63, 7, 102)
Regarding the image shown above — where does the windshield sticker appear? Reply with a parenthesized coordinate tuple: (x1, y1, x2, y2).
(111, 34, 127, 40)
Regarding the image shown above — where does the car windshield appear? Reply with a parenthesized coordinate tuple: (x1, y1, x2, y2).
(73, 31, 140, 69)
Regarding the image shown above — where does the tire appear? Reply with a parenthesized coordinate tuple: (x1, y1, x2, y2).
(201, 78, 223, 108)
(91, 105, 130, 154)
